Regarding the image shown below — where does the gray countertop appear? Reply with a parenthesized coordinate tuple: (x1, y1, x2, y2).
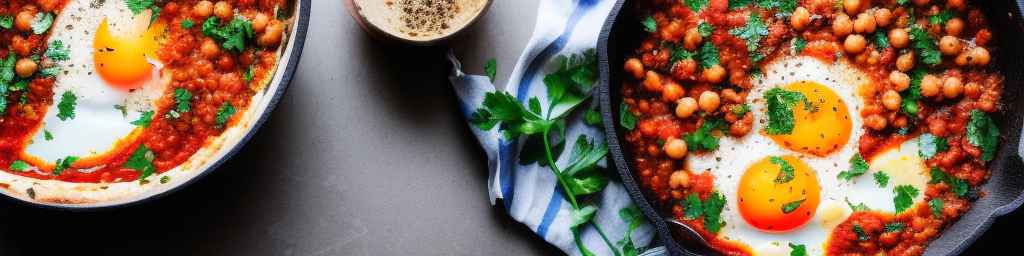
(0, 0, 1017, 255)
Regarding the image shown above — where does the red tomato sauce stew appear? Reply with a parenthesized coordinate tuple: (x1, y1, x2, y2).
(0, 0, 289, 183)
(621, 0, 1003, 255)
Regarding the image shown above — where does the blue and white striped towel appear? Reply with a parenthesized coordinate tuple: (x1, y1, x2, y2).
(448, 0, 663, 255)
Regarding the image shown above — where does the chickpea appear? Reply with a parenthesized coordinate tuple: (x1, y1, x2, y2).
(844, 35, 867, 54)
(955, 52, 970, 66)
(890, 71, 911, 91)
(882, 90, 902, 111)
(664, 139, 689, 159)
(947, 0, 966, 10)
(844, 0, 863, 15)
(643, 71, 663, 92)
(662, 81, 685, 102)
(912, 0, 930, 7)
(866, 114, 888, 130)
(669, 170, 691, 189)
(964, 82, 981, 99)
(213, 1, 233, 20)
(699, 91, 721, 113)
(791, 7, 811, 31)
(928, 119, 947, 137)
(939, 36, 961, 56)
(258, 20, 285, 47)
(683, 27, 702, 50)
(193, 1, 214, 18)
(721, 88, 742, 103)
(942, 76, 963, 99)
(675, 97, 698, 118)
(854, 13, 876, 34)
(833, 14, 854, 37)
(702, 64, 726, 83)
(945, 18, 964, 37)
(15, 10, 35, 32)
(896, 52, 915, 72)
(624, 58, 644, 79)
(889, 28, 910, 49)
(874, 8, 893, 27)
(968, 47, 991, 66)
(252, 13, 270, 33)
(920, 74, 941, 97)
(14, 58, 36, 78)
(200, 38, 220, 59)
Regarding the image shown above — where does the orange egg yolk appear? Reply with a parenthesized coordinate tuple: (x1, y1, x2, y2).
(737, 155, 821, 232)
(93, 17, 165, 89)
(768, 81, 852, 156)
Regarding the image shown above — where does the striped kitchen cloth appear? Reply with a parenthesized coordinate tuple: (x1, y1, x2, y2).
(448, 0, 664, 255)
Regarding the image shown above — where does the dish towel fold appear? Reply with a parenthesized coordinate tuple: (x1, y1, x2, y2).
(448, 0, 665, 255)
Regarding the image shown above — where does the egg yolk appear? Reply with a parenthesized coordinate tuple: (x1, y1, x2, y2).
(768, 81, 852, 156)
(93, 17, 165, 89)
(737, 156, 821, 232)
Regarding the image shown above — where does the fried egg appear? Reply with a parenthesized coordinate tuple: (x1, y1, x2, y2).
(685, 56, 932, 255)
(24, 0, 166, 163)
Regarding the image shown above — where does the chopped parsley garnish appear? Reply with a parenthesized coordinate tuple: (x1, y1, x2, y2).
(697, 21, 714, 37)
(763, 87, 811, 135)
(918, 133, 949, 159)
(838, 153, 869, 181)
(44, 130, 53, 141)
(124, 0, 155, 15)
(583, 108, 601, 126)
(124, 145, 156, 181)
(756, 0, 798, 16)
(846, 197, 870, 212)
(730, 13, 769, 57)
(215, 102, 236, 129)
(114, 104, 129, 117)
(202, 16, 255, 53)
(789, 243, 807, 256)
(967, 110, 999, 161)
(874, 171, 890, 187)
(791, 37, 806, 54)
(686, 0, 709, 11)
(698, 42, 720, 68)
(884, 222, 906, 233)
(929, 9, 955, 25)
(181, 19, 194, 29)
(619, 102, 637, 130)
(929, 167, 969, 197)
(729, 0, 754, 10)
(732, 104, 751, 116)
(167, 88, 192, 118)
(57, 91, 77, 121)
(52, 156, 79, 175)
(852, 224, 870, 241)
(702, 191, 727, 233)
(929, 198, 944, 217)
(9, 160, 29, 172)
(897, 0, 910, 5)
(894, 184, 920, 213)
(641, 16, 657, 33)
(781, 198, 805, 213)
(45, 40, 70, 61)
(683, 193, 703, 220)
(901, 69, 925, 115)
(771, 156, 795, 184)
(30, 12, 53, 35)
(909, 26, 942, 65)
(670, 45, 696, 64)
(243, 64, 256, 81)
(0, 54, 16, 113)
(132, 110, 154, 127)
(684, 117, 728, 152)
(484, 58, 497, 82)
(874, 31, 890, 49)
(160, 175, 171, 184)
(0, 16, 12, 29)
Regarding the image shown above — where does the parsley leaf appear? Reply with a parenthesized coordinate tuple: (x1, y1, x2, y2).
(31, 12, 53, 35)
(124, 0, 155, 15)
(641, 16, 657, 33)
(124, 144, 156, 181)
(9, 160, 29, 172)
(874, 31, 890, 49)
(838, 153, 870, 181)
(929, 9, 955, 25)
(57, 91, 77, 121)
(894, 185, 920, 213)
(789, 243, 807, 256)
(44, 130, 53, 141)
(570, 205, 598, 229)
(698, 43, 720, 68)
(884, 222, 906, 232)
(0, 16, 12, 29)
(771, 156, 795, 183)
(967, 110, 999, 161)
(166, 88, 192, 118)
(684, 118, 728, 152)
(918, 133, 949, 159)
(756, 0, 798, 16)
(684, 193, 704, 220)
(617, 205, 645, 256)
(670, 45, 696, 64)
(132, 110, 154, 127)
(215, 102, 236, 129)
(543, 50, 597, 117)
(484, 58, 497, 82)
(929, 167, 968, 197)
(782, 198, 805, 213)
(874, 171, 890, 187)
(764, 87, 810, 135)
(703, 191, 727, 233)
(791, 37, 806, 54)
(897, 0, 910, 5)
(901, 68, 925, 115)
(583, 108, 601, 126)
(44, 40, 70, 61)
(181, 19, 194, 29)
(202, 16, 255, 53)
(846, 197, 871, 212)
(53, 156, 79, 175)
(732, 104, 751, 116)
(160, 176, 171, 184)
(929, 198, 944, 217)
(909, 26, 942, 65)
(730, 13, 769, 55)
(687, 0, 710, 11)
(619, 102, 637, 130)
(853, 224, 870, 241)
(729, 0, 754, 10)
(698, 22, 714, 37)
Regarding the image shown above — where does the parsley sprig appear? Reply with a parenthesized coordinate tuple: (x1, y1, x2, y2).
(203, 16, 255, 53)
(967, 110, 999, 161)
(763, 87, 811, 135)
(837, 153, 869, 181)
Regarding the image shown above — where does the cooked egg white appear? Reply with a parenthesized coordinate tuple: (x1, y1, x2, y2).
(24, 0, 166, 163)
(685, 56, 932, 255)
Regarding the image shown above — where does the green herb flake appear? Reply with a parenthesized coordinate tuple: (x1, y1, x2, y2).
(703, 191, 728, 233)
(30, 12, 54, 35)
(874, 171, 890, 187)
(837, 153, 869, 181)
(845, 197, 870, 212)
(619, 102, 637, 130)
(57, 91, 77, 121)
(894, 185, 920, 213)
(124, 145, 156, 181)
(160, 175, 171, 184)
(0, 16, 12, 29)
(732, 104, 751, 116)
(929, 198, 944, 217)
(45, 40, 70, 61)
(853, 224, 870, 241)
(9, 160, 30, 172)
(884, 222, 905, 233)
(684, 118, 728, 152)
(683, 193, 704, 220)
(729, 13, 769, 55)
(132, 110, 154, 127)
(928, 167, 969, 197)
(484, 58, 497, 82)
(697, 21, 714, 37)
(874, 31, 890, 49)
(583, 108, 601, 126)
(764, 87, 811, 135)
(114, 104, 128, 118)
(791, 37, 806, 54)
(215, 102, 236, 129)
(967, 110, 999, 161)
(44, 130, 53, 141)
(781, 198, 806, 214)
(789, 243, 807, 256)
(52, 156, 79, 175)
(124, 0, 155, 15)
(699, 43, 720, 68)
(202, 16, 255, 53)
(929, 10, 955, 25)
(771, 156, 795, 184)
(909, 26, 942, 65)
(181, 19, 194, 29)
(641, 16, 657, 33)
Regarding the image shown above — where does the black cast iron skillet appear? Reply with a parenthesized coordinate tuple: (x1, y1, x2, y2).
(598, 1, 1024, 255)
